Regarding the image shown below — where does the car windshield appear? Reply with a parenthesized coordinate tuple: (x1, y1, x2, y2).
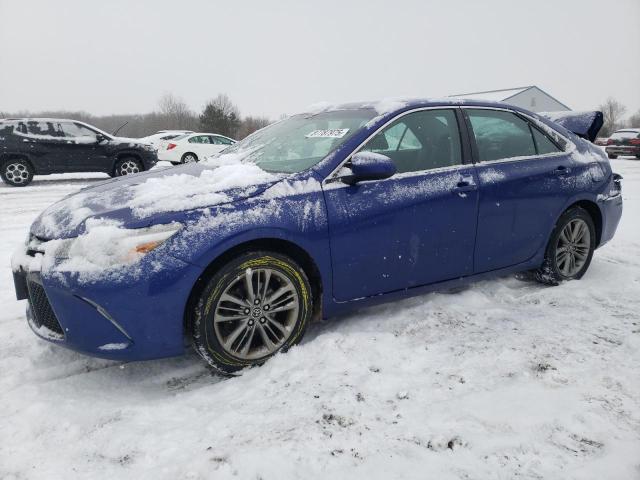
(215, 109, 377, 173)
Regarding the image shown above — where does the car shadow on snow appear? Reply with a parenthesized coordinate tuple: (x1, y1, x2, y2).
(24, 272, 549, 394)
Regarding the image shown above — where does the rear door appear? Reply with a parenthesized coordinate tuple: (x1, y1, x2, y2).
(463, 107, 576, 273)
(18, 120, 68, 172)
(324, 108, 479, 301)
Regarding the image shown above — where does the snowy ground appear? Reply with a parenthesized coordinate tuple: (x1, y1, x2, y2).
(0, 159, 639, 480)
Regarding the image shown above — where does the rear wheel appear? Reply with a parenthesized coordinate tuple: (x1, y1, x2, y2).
(182, 152, 198, 163)
(607, 153, 618, 159)
(1, 159, 34, 187)
(113, 157, 142, 177)
(535, 207, 595, 285)
(192, 251, 313, 374)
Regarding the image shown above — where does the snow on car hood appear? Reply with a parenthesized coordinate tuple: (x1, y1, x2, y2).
(30, 162, 282, 239)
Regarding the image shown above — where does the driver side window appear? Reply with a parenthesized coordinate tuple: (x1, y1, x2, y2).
(361, 109, 462, 174)
(59, 122, 98, 143)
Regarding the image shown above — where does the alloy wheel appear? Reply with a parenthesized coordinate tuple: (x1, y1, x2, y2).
(555, 218, 591, 277)
(213, 268, 300, 360)
(183, 154, 197, 163)
(5, 163, 30, 184)
(119, 160, 140, 175)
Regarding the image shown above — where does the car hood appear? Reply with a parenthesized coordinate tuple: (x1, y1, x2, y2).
(30, 162, 284, 239)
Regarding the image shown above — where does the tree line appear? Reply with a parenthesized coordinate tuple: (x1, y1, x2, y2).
(2, 94, 638, 140)
(0, 93, 271, 140)
(598, 97, 640, 137)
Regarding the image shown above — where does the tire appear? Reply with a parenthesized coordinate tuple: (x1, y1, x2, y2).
(181, 152, 198, 164)
(607, 153, 617, 159)
(0, 158, 34, 187)
(192, 251, 313, 375)
(635, 155, 640, 159)
(113, 157, 142, 177)
(535, 207, 596, 285)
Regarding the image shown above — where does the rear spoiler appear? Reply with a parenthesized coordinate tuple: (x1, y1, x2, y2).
(539, 111, 604, 143)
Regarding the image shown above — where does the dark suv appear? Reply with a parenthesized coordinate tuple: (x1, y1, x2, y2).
(0, 118, 158, 186)
(605, 128, 640, 159)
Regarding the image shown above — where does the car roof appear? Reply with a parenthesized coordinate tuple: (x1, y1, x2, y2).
(0, 118, 112, 138)
(298, 97, 536, 116)
(184, 133, 235, 139)
(1, 117, 83, 123)
(614, 128, 640, 133)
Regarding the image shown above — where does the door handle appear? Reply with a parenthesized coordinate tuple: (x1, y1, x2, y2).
(551, 165, 571, 176)
(451, 181, 477, 195)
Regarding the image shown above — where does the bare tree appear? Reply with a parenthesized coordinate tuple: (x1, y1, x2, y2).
(157, 93, 198, 131)
(599, 97, 627, 137)
(627, 109, 640, 128)
(238, 116, 272, 139)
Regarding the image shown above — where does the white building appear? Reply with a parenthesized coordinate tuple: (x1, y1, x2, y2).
(451, 86, 570, 112)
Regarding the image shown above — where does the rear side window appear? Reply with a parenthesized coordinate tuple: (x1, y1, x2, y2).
(531, 127, 561, 155)
(467, 109, 535, 162)
(361, 109, 462, 173)
(25, 121, 64, 138)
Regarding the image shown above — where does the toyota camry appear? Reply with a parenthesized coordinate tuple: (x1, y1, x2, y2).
(12, 99, 623, 374)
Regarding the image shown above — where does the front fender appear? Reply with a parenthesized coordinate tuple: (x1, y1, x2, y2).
(167, 190, 333, 310)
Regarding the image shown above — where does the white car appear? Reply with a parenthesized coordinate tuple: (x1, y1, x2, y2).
(139, 130, 194, 149)
(157, 133, 236, 164)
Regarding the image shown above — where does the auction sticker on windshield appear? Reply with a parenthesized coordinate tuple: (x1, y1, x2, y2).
(305, 128, 349, 138)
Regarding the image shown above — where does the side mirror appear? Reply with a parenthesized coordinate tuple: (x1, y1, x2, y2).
(342, 152, 396, 185)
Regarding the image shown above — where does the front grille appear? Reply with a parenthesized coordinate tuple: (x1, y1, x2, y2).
(27, 280, 64, 336)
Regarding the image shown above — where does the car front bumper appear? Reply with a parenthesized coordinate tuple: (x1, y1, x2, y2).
(12, 248, 203, 361)
(141, 150, 159, 170)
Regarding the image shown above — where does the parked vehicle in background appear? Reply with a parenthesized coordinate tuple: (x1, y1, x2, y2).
(594, 137, 609, 146)
(157, 133, 236, 164)
(605, 128, 640, 159)
(0, 119, 157, 186)
(138, 130, 194, 148)
(12, 99, 622, 374)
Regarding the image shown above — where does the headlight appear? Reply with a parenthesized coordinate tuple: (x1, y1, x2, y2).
(54, 222, 182, 270)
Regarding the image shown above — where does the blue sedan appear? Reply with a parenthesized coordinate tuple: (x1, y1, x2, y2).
(12, 99, 623, 374)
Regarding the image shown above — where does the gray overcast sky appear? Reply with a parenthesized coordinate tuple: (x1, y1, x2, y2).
(1, 0, 638, 119)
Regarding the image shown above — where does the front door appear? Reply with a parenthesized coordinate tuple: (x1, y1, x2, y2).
(57, 121, 107, 172)
(324, 108, 479, 302)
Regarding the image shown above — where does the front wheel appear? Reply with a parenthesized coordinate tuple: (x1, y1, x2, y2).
(1, 159, 34, 186)
(192, 252, 313, 375)
(535, 207, 595, 285)
(113, 157, 142, 177)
